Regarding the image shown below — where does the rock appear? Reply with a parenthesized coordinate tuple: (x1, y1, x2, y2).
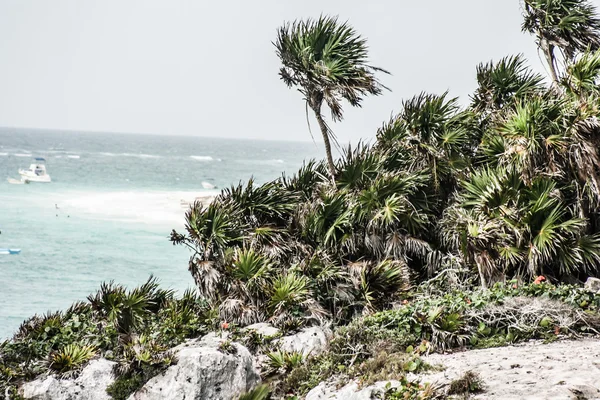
(197, 331, 229, 347)
(279, 326, 331, 357)
(243, 323, 280, 338)
(584, 277, 600, 293)
(128, 332, 260, 400)
(21, 359, 116, 400)
(569, 384, 600, 399)
(306, 380, 400, 400)
(421, 338, 600, 399)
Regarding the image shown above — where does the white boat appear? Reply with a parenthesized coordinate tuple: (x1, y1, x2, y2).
(18, 158, 51, 183)
(0, 248, 21, 255)
(201, 181, 216, 189)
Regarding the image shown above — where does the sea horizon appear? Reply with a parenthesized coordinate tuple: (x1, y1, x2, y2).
(0, 125, 333, 145)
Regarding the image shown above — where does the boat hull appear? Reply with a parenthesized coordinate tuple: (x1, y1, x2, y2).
(0, 249, 21, 255)
(19, 171, 51, 183)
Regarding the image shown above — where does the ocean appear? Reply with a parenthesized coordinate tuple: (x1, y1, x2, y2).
(0, 127, 323, 339)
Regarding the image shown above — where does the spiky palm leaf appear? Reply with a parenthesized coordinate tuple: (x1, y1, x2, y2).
(220, 179, 298, 226)
(565, 49, 600, 95)
(282, 159, 329, 201)
(47, 344, 96, 375)
(351, 260, 409, 313)
(336, 143, 381, 191)
(472, 54, 544, 112)
(494, 97, 567, 181)
(238, 384, 271, 400)
(229, 249, 273, 291)
(269, 272, 312, 317)
(376, 92, 474, 194)
(184, 200, 246, 261)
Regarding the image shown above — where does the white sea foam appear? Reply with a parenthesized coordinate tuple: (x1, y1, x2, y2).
(62, 190, 219, 227)
(190, 156, 214, 161)
(121, 153, 161, 159)
(98, 152, 161, 159)
(240, 159, 285, 165)
(67, 155, 80, 159)
(55, 155, 63, 159)
(14, 153, 32, 157)
(0, 152, 8, 156)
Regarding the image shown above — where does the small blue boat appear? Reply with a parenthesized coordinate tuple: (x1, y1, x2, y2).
(0, 248, 21, 255)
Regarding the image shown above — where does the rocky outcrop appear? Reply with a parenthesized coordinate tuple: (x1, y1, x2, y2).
(128, 332, 260, 400)
(585, 277, 600, 293)
(278, 326, 332, 357)
(243, 322, 281, 338)
(21, 359, 116, 400)
(20, 332, 261, 400)
(18, 325, 331, 400)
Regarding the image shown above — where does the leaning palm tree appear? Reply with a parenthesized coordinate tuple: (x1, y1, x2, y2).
(274, 15, 389, 180)
(522, 0, 600, 86)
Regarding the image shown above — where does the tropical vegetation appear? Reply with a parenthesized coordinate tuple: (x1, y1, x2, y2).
(174, 0, 600, 326)
(274, 15, 389, 179)
(0, 278, 213, 399)
(3, 1, 600, 399)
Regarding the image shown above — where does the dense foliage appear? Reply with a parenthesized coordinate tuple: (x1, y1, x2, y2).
(174, 4, 600, 326)
(0, 278, 213, 398)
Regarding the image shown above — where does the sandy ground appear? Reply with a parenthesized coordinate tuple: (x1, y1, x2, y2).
(420, 338, 600, 399)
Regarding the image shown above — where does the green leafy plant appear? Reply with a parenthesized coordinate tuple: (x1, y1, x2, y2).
(47, 344, 96, 375)
(239, 384, 271, 400)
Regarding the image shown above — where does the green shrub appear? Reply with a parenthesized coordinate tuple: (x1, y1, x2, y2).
(47, 344, 96, 375)
(238, 384, 271, 400)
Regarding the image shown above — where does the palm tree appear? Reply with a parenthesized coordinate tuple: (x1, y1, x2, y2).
(522, 0, 600, 86)
(275, 15, 389, 180)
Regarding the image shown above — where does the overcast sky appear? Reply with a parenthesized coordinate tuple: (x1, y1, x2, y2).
(0, 1, 581, 142)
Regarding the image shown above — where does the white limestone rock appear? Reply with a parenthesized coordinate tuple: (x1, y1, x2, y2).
(21, 358, 116, 400)
(243, 323, 280, 338)
(128, 333, 260, 400)
(278, 326, 332, 357)
(584, 277, 600, 293)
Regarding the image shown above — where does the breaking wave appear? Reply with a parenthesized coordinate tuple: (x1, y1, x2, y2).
(190, 156, 214, 161)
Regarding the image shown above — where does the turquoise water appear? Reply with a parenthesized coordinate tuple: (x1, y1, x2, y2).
(0, 128, 322, 338)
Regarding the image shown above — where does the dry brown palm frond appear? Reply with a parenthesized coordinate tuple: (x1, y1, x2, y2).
(219, 298, 265, 326)
(188, 259, 221, 300)
(468, 296, 600, 336)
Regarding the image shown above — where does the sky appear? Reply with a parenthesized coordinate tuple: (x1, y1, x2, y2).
(0, 0, 581, 143)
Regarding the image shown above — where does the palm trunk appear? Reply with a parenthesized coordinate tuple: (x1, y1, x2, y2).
(541, 38, 560, 88)
(311, 104, 337, 181)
